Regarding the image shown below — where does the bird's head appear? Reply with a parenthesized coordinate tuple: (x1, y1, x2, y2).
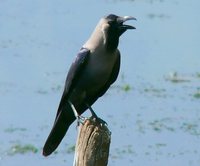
(99, 14, 136, 51)
(105, 14, 136, 35)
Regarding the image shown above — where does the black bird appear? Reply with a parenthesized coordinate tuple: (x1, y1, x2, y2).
(43, 14, 136, 156)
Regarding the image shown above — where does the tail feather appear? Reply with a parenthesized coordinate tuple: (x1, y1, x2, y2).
(43, 103, 75, 156)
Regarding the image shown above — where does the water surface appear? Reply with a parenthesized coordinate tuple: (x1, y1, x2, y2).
(1, 0, 200, 166)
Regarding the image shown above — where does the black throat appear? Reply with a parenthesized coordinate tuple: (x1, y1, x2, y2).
(105, 28, 120, 52)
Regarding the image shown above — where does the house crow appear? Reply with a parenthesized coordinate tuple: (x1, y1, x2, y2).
(43, 14, 136, 156)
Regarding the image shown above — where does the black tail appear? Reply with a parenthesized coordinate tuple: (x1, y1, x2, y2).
(43, 102, 76, 156)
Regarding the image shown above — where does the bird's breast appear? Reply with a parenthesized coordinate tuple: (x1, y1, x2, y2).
(78, 50, 117, 94)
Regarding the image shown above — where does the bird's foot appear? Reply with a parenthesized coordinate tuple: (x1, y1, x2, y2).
(92, 116, 107, 126)
(86, 103, 107, 126)
(76, 115, 87, 126)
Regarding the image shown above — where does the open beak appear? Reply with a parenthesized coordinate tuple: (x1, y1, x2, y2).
(117, 16, 136, 30)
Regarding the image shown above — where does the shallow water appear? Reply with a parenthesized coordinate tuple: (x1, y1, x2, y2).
(1, 0, 200, 166)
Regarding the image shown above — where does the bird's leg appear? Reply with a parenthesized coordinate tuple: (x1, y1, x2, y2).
(86, 103, 107, 125)
(86, 103, 98, 119)
(68, 101, 86, 126)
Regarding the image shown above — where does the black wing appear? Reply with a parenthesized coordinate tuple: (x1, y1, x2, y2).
(43, 48, 90, 156)
(55, 48, 90, 119)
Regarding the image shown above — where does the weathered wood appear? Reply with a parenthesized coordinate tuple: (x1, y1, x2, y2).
(73, 117, 111, 166)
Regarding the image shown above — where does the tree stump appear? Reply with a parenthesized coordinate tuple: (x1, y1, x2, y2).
(73, 117, 111, 166)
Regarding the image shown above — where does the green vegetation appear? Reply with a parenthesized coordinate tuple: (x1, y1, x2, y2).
(196, 73, 200, 78)
(144, 87, 165, 93)
(51, 84, 62, 92)
(194, 92, 200, 99)
(4, 127, 27, 133)
(149, 119, 175, 132)
(111, 83, 132, 92)
(122, 84, 131, 92)
(8, 144, 38, 155)
(37, 89, 48, 94)
(181, 122, 200, 136)
(115, 145, 136, 156)
(143, 87, 166, 98)
(193, 88, 200, 99)
(147, 13, 170, 19)
(165, 72, 190, 83)
(66, 145, 75, 154)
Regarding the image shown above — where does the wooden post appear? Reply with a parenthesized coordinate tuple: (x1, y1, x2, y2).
(73, 117, 111, 166)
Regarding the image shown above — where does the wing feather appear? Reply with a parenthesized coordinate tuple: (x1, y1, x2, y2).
(55, 48, 90, 119)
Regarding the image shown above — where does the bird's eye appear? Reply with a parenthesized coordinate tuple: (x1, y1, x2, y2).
(108, 20, 115, 25)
